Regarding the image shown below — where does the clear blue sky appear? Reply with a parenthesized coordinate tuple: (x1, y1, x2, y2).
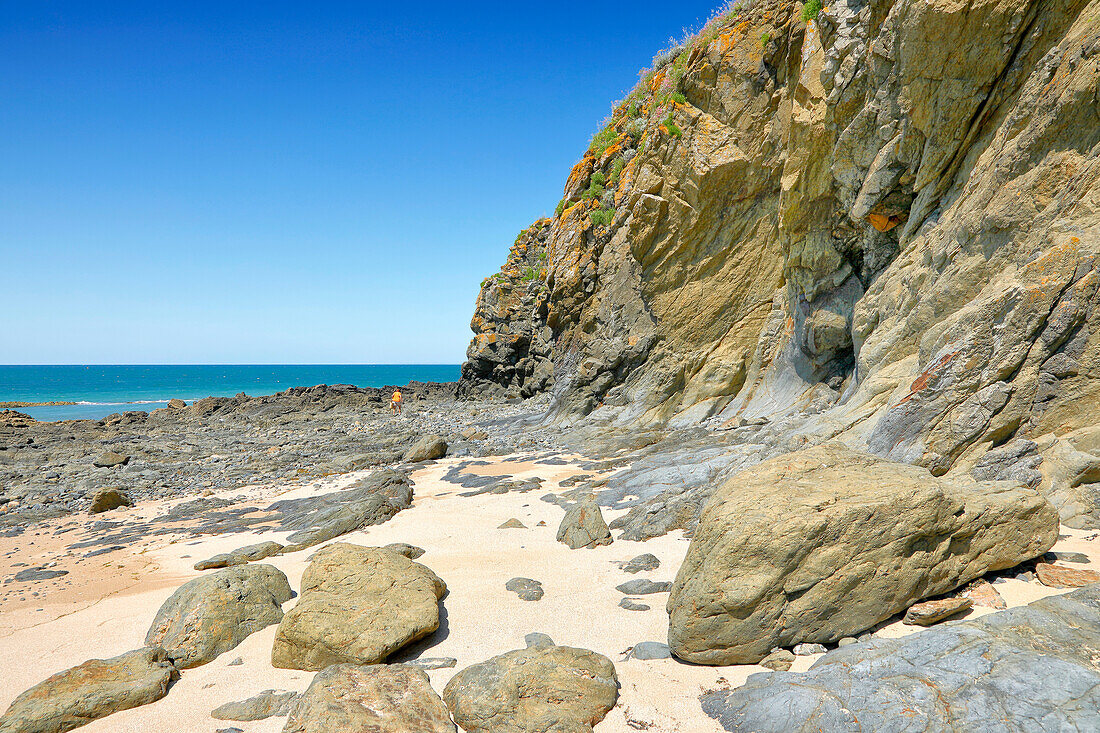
(2, 1, 721, 364)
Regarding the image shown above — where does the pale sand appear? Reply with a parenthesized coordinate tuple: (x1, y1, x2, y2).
(1, 454, 1097, 732)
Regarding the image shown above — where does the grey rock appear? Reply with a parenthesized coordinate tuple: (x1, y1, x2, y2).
(382, 542, 425, 559)
(404, 435, 448, 462)
(193, 541, 283, 570)
(145, 564, 292, 669)
(792, 643, 827, 656)
(616, 579, 671, 595)
(556, 495, 612, 549)
(619, 553, 660, 573)
(0, 647, 178, 733)
(13, 567, 68, 582)
(630, 641, 671, 660)
(211, 690, 296, 721)
(505, 577, 544, 601)
(700, 585, 1100, 732)
(284, 663, 454, 733)
(619, 597, 650, 611)
(525, 632, 555, 648)
(92, 451, 129, 468)
(1044, 550, 1090, 564)
(444, 644, 618, 733)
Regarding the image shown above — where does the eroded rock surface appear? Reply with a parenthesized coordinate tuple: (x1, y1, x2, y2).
(146, 564, 293, 669)
(0, 647, 178, 733)
(556, 495, 612, 549)
(701, 585, 1100, 732)
(271, 543, 446, 671)
(668, 444, 1058, 664)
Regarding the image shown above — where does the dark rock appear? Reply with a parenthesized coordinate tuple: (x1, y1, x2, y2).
(700, 585, 1100, 731)
(618, 553, 660, 573)
(556, 495, 612, 549)
(404, 435, 448, 462)
(630, 642, 671, 660)
(616, 579, 671, 595)
(619, 598, 650, 611)
(505, 577, 544, 601)
(13, 567, 68, 582)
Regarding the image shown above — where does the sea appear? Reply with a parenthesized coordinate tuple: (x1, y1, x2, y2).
(0, 365, 461, 422)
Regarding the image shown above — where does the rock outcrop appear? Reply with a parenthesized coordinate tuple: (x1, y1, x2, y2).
(0, 647, 178, 733)
(145, 564, 293, 668)
(283, 664, 454, 733)
(458, 0, 1100, 526)
(443, 641, 619, 733)
(271, 543, 446, 671)
(667, 444, 1058, 664)
(404, 434, 448, 462)
(700, 584, 1100, 732)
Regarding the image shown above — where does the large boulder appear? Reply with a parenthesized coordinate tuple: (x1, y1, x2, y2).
(668, 444, 1058, 664)
(405, 434, 448, 462)
(283, 664, 454, 733)
(89, 488, 131, 514)
(700, 585, 1100, 732)
(443, 641, 618, 733)
(271, 543, 446, 671)
(271, 469, 413, 552)
(145, 564, 292, 668)
(0, 647, 178, 733)
(556, 495, 612, 549)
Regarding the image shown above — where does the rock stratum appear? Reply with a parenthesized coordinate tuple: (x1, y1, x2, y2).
(460, 0, 1100, 529)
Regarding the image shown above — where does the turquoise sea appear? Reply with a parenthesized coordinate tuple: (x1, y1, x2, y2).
(0, 365, 461, 422)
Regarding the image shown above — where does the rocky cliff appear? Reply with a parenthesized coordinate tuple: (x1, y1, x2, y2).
(461, 0, 1100, 523)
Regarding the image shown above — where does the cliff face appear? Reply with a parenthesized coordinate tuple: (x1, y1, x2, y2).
(462, 0, 1100, 517)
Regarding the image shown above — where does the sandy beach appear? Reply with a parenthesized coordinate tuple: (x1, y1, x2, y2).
(3, 450, 1097, 732)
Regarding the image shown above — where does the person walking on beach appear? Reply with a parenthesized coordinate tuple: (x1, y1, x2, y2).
(390, 389, 403, 415)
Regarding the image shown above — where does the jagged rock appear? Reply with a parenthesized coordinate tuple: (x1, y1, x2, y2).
(146, 564, 292, 668)
(193, 541, 283, 570)
(505, 577, 544, 601)
(443, 643, 618, 733)
(0, 647, 178, 733)
(283, 664, 454, 733)
(1035, 562, 1100, 588)
(618, 553, 660, 573)
(700, 585, 1100, 732)
(964, 579, 1006, 610)
(273, 469, 413, 552)
(668, 444, 1058, 664)
(89, 488, 131, 513)
(92, 451, 129, 468)
(271, 543, 445, 671)
(167, 398, 187, 410)
(382, 541, 425, 559)
(903, 597, 972, 626)
(556, 495, 612, 549)
(211, 690, 296, 721)
(405, 435, 448, 462)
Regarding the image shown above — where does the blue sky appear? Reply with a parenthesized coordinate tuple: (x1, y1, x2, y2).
(2, 1, 721, 364)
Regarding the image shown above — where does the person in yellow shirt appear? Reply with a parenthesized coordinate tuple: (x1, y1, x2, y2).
(390, 389, 403, 415)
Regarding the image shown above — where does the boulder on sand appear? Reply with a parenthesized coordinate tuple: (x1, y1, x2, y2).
(0, 647, 178, 733)
(212, 690, 296, 721)
(283, 664, 454, 733)
(271, 543, 446, 671)
(89, 488, 131, 514)
(404, 434, 448, 462)
(193, 540, 284, 570)
(146, 564, 292, 668)
(556, 495, 612, 549)
(443, 642, 618, 733)
(668, 444, 1058, 664)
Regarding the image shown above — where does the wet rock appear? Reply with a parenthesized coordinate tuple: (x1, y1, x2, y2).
(668, 445, 1058, 664)
(505, 577, 544, 601)
(92, 451, 129, 468)
(284, 663, 454, 733)
(444, 643, 618, 733)
(1035, 562, 1100, 588)
(616, 579, 670, 595)
(700, 586, 1100, 732)
(903, 597, 973, 626)
(193, 541, 283, 571)
(271, 543, 445, 671)
(146, 564, 292, 668)
(405, 435, 448, 462)
(618, 553, 660, 574)
(0, 647, 177, 733)
(556, 495, 612, 549)
(211, 690, 296, 721)
(89, 488, 132, 514)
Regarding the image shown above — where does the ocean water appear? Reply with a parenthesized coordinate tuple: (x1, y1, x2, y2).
(0, 365, 461, 422)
